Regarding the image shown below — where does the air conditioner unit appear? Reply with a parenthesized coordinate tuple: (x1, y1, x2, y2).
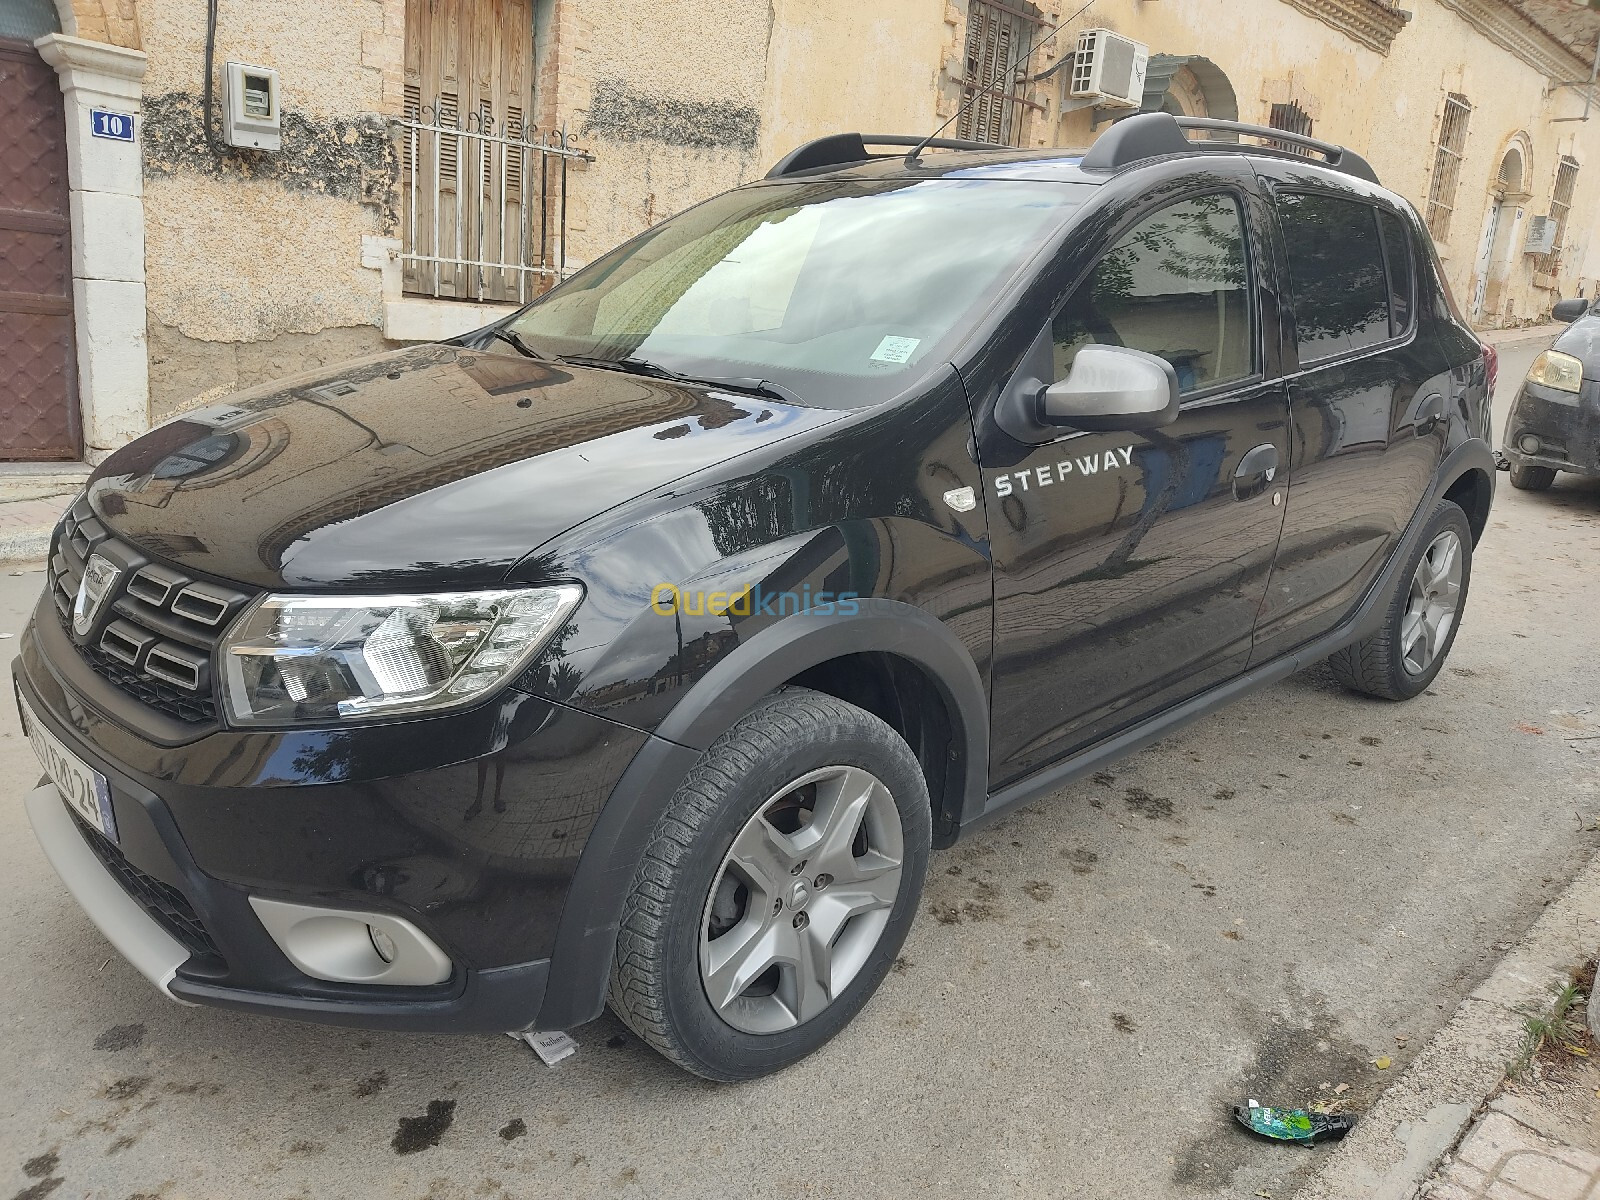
(1525, 216, 1559, 255)
(1070, 29, 1150, 110)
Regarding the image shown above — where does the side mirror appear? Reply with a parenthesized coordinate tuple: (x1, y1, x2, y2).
(1041, 345, 1181, 432)
(1552, 298, 1590, 323)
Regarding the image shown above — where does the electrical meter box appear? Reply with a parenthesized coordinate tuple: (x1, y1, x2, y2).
(1524, 216, 1559, 256)
(223, 62, 281, 151)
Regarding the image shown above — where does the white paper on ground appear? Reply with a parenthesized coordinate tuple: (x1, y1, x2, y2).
(506, 1029, 579, 1065)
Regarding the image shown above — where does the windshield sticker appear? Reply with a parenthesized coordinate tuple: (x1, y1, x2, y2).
(870, 335, 921, 365)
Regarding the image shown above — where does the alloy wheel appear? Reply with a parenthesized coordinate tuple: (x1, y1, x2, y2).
(698, 766, 904, 1034)
(1401, 529, 1463, 675)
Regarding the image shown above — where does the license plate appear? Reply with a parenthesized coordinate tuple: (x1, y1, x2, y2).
(18, 693, 117, 842)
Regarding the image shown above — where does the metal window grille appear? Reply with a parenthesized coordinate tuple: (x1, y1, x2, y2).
(1425, 93, 1472, 242)
(958, 0, 1046, 148)
(1534, 156, 1580, 277)
(1267, 101, 1315, 157)
(392, 100, 593, 304)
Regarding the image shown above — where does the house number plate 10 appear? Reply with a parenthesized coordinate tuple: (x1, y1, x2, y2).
(90, 109, 135, 141)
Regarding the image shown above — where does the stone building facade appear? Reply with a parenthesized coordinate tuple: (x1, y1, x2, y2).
(2, 0, 1599, 475)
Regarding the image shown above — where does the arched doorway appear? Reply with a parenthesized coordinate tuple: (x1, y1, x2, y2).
(1142, 55, 1239, 123)
(1473, 142, 1531, 323)
(1162, 66, 1210, 117)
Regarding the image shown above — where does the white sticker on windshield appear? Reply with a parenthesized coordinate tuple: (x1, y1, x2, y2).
(870, 335, 921, 365)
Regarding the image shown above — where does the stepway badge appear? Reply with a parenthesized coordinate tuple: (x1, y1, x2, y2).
(90, 109, 135, 142)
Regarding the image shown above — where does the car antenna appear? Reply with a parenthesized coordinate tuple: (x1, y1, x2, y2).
(905, 0, 1099, 166)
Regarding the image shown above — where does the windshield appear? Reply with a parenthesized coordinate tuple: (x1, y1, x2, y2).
(508, 178, 1088, 407)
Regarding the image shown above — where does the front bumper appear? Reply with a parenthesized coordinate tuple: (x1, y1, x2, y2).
(26, 775, 552, 1029)
(16, 587, 656, 1033)
(1501, 378, 1600, 477)
(24, 782, 192, 999)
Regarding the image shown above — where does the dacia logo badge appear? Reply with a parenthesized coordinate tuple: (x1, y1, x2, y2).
(73, 553, 120, 638)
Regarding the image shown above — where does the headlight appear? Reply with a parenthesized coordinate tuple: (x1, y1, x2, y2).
(1526, 350, 1584, 397)
(219, 586, 583, 726)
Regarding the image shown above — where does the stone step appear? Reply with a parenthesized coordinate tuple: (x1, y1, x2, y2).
(0, 462, 90, 506)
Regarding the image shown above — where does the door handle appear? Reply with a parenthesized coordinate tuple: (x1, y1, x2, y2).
(1232, 443, 1279, 501)
(1416, 392, 1445, 434)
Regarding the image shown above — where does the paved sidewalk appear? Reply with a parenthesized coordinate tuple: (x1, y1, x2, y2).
(1424, 1105, 1600, 1200)
(1422, 977, 1600, 1200)
(1478, 322, 1567, 348)
(0, 494, 71, 563)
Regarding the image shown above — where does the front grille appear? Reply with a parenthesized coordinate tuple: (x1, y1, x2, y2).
(72, 812, 224, 962)
(75, 641, 221, 724)
(49, 499, 255, 725)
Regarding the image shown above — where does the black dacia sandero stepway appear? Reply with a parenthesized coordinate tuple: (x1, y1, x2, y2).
(17, 113, 1496, 1080)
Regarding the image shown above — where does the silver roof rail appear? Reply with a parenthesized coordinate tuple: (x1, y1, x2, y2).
(766, 133, 1006, 179)
(1081, 112, 1381, 186)
(1174, 117, 1380, 184)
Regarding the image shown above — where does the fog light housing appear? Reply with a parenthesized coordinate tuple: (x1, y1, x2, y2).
(248, 898, 452, 986)
(1518, 433, 1543, 455)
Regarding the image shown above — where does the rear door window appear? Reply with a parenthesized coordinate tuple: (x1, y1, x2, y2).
(1277, 192, 1391, 363)
(1052, 193, 1255, 394)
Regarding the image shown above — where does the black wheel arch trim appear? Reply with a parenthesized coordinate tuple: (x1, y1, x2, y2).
(535, 598, 989, 1032)
(1438, 437, 1497, 540)
(1445, 436, 1496, 486)
(650, 598, 988, 776)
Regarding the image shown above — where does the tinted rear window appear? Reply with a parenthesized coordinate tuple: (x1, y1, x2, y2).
(1277, 192, 1391, 362)
(1379, 210, 1414, 337)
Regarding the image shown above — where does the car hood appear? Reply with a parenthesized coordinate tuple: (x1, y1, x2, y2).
(1554, 315, 1600, 379)
(87, 344, 843, 591)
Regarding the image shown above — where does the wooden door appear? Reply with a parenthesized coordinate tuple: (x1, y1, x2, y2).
(0, 38, 78, 460)
(403, 0, 534, 302)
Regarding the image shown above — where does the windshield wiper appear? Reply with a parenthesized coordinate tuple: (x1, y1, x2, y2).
(559, 355, 803, 404)
(693, 375, 804, 405)
(491, 328, 554, 360)
(558, 354, 682, 379)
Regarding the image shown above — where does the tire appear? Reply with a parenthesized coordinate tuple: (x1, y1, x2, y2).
(607, 687, 931, 1081)
(1326, 499, 1473, 701)
(1509, 463, 1556, 491)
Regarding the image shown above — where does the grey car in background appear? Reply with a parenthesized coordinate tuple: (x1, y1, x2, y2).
(1502, 296, 1600, 491)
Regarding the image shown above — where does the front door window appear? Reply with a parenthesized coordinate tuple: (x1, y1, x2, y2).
(1052, 193, 1254, 393)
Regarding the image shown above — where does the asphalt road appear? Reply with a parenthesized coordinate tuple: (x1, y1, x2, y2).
(4, 338, 1600, 1200)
